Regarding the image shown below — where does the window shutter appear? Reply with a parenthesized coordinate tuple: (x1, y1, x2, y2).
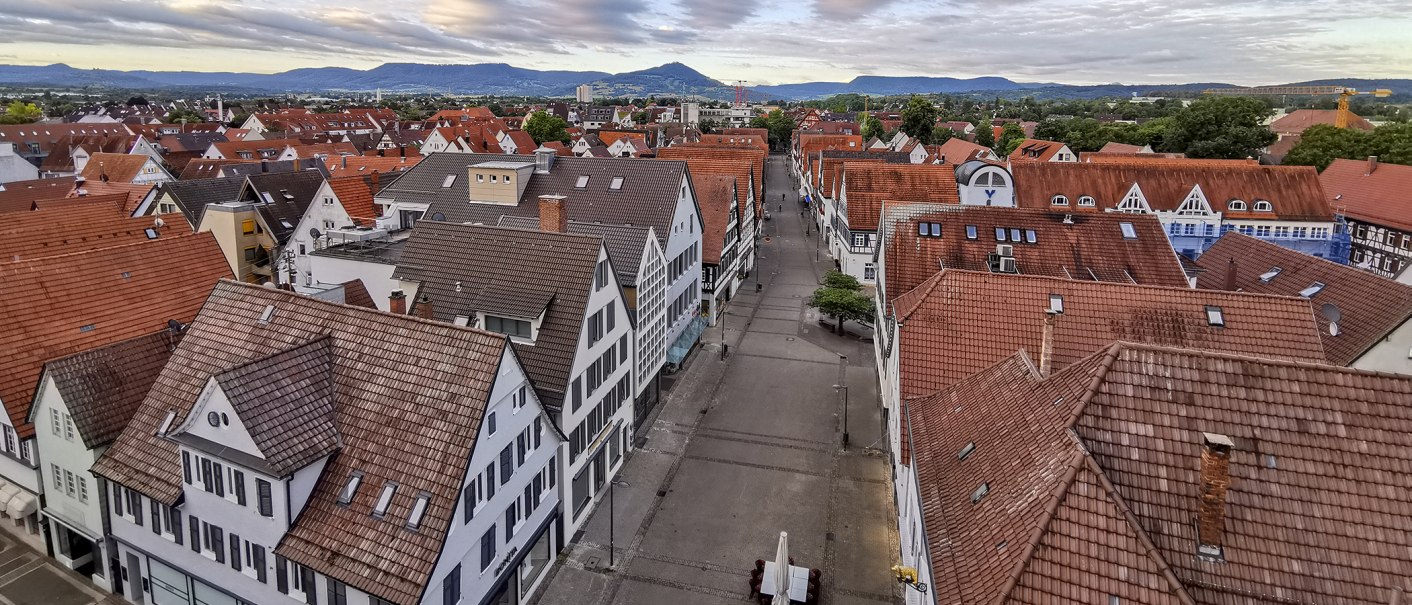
(150, 504, 161, 534)
(213, 463, 225, 497)
(132, 494, 143, 527)
(201, 458, 212, 492)
(234, 470, 246, 506)
(189, 515, 201, 552)
(607, 301, 616, 332)
(171, 509, 183, 545)
(301, 566, 318, 605)
(230, 534, 242, 571)
(275, 555, 289, 593)
(253, 545, 267, 583)
(112, 484, 123, 516)
(463, 484, 474, 524)
(505, 506, 514, 542)
(257, 480, 273, 517)
(499, 446, 512, 484)
(182, 451, 191, 484)
(212, 526, 225, 563)
(486, 464, 496, 498)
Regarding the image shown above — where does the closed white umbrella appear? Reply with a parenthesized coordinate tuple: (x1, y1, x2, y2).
(772, 531, 790, 605)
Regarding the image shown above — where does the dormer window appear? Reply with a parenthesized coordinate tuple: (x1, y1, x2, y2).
(1078, 195, 1096, 207)
(1227, 199, 1247, 211)
(1050, 194, 1069, 206)
(338, 472, 363, 505)
(476, 173, 484, 183)
(485, 315, 532, 339)
(374, 482, 397, 517)
(504, 174, 512, 184)
(489, 174, 498, 183)
(1253, 200, 1273, 212)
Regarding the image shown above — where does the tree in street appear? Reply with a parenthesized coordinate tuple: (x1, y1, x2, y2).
(0, 101, 42, 124)
(749, 109, 795, 150)
(524, 110, 570, 145)
(900, 96, 938, 144)
(808, 271, 874, 334)
(1164, 96, 1275, 159)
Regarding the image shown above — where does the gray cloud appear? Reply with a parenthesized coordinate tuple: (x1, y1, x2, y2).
(813, 0, 898, 20)
(683, 0, 763, 29)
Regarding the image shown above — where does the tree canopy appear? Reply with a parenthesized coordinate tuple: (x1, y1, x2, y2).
(974, 119, 995, 148)
(1164, 96, 1276, 159)
(997, 122, 1026, 155)
(860, 112, 884, 141)
(0, 101, 42, 125)
(748, 109, 795, 150)
(808, 271, 873, 334)
(1284, 122, 1412, 170)
(900, 96, 939, 144)
(523, 110, 570, 145)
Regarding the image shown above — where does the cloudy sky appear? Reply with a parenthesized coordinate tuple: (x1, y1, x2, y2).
(0, 0, 1407, 85)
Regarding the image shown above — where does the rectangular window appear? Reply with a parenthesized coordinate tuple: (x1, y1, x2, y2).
(242, 219, 255, 235)
(213, 462, 224, 497)
(252, 544, 267, 583)
(500, 446, 513, 482)
(517, 432, 527, 466)
(571, 377, 582, 412)
(230, 534, 242, 571)
(50, 409, 61, 435)
(257, 479, 273, 517)
(78, 477, 88, 503)
(189, 515, 201, 552)
(182, 451, 191, 484)
(606, 300, 616, 333)
(505, 505, 516, 542)
(534, 417, 543, 450)
(51, 464, 61, 490)
(233, 470, 246, 505)
(480, 527, 496, 572)
(276, 554, 289, 593)
(210, 524, 225, 563)
(300, 565, 318, 604)
(201, 458, 213, 492)
(329, 579, 348, 605)
(486, 463, 496, 498)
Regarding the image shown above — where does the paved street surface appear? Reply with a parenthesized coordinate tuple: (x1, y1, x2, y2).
(534, 154, 900, 605)
(0, 531, 111, 605)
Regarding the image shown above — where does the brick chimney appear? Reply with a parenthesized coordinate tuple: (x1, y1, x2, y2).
(414, 293, 434, 320)
(389, 289, 406, 314)
(1197, 432, 1234, 559)
(1223, 257, 1238, 291)
(370, 169, 379, 193)
(1367, 155, 1379, 175)
(539, 194, 568, 233)
(1038, 310, 1057, 377)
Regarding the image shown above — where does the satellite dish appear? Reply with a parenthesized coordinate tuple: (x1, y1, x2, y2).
(167, 319, 185, 333)
(310, 227, 322, 239)
(431, 212, 446, 221)
(1322, 303, 1342, 336)
(153, 216, 165, 228)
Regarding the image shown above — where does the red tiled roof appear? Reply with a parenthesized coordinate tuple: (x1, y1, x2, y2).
(1008, 139, 1069, 162)
(1271, 109, 1373, 134)
(0, 233, 231, 437)
(879, 206, 1188, 308)
(695, 175, 736, 264)
(539, 141, 573, 156)
(70, 181, 155, 214)
(0, 124, 129, 157)
(1194, 231, 1412, 365)
(933, 138, 996, 165)
(1098, 141, 1145, 154)
(0, 178, 82, 213)
(698, 134, 768, 151)
(597, 131, 646, 148)
(1319, 157, 1412, 232)
(893, 269, 1326, 397)
(325, 154, 422, 178)
(0, 205, 186, 261)
(505, 130, 536, 152)
(38, 134, 135, 173)
(1011, 162, 1334, 221)
(327, 176, 381, 224)
(209, 138, 304, 159)
(676, 158, 753, 221)
(657, 145, 765, 211)
(288, 142, 359, 159)
(912, 342, 1412, 605)
(840, 163, 958, 230)
(78, 152, 156, 183)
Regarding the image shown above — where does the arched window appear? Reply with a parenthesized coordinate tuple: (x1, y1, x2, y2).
(1078, 196, 1096, 207)
(1228, 199, 1247, 211)
(1253, 200, 1273, 212)
(988, 172, 1008, 187)
(1051, 194, 1069, 206)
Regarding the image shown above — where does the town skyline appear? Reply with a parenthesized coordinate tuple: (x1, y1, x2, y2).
(0, 0, 1407, 86)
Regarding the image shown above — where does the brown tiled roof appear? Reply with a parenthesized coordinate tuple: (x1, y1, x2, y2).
(201, 336, 341, 476)
(879, 206, 1188, 307)
(0, 178, 79, 213)
(178, 158, 252, 180)
(893, 269, 1326, 397)
(0, 233, 230, 438)
(0, 124, 129, 157)
(1098, 141, 1145, 154)
(1078, 152, 1250, 165)
(657, 145, 765, 206)
(40, 330, 178, 450)
(505, 130, 536, 153)
(0, 205, 186, 262)
(208, 138, 304, 159)
(1008, 139, 1068, 162)
(840, 163, 959, 231)
(27, 193, 126, 213)
(71, 181, 156, 214)
(1194, 232, 1412, 365)
(1320, 158, 1412, 232)
(912, 342, 1412, 605)
(698, 134, 769, 151)
(814, 150, 911, 197)
(695, 175, 736, 265)
(288, 142, 359, 159)
(78, 152, 158, 183)
(340, 280, 377, 309)
(1271, 109, 1374, 134)
(38, 134, 136, 173)
(597, 130, 646, 148)
(933, 138, 995, 165)
(671, 158, 752, 220)
(1011, 162, 1334, 221)
(327, 176, 380, 224)
(325, 154, 421, 178)
(392, 222, 603, 409)
(92, 281, 508, 605)
(240, 170, 327, 243)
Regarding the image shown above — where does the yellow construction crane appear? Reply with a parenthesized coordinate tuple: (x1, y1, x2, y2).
(1203, 85, 1392, 128)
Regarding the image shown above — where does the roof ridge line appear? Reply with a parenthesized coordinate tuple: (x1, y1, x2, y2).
(1080, 452, 1198, 605)
(213, 332, 333, 380)
(1111, 339, 1412, 380)
(2, 231, 211, 267)
(990, 449, 1086, 605)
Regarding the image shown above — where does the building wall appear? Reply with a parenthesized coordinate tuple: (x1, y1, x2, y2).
(664, 175, 704, 350)
(197, 203, 275, 283)
(1351, 319, 1412, 375)
(0, 143, 39, 184)
(0, 395, 41, 550)
(32, 378, 105, 538)
(635, 235, 668, 398)
(1347, 218, 1412, 279)
(308, 254, 400, 311)
(290, 182, 355, 289)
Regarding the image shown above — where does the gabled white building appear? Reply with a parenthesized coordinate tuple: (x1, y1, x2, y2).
(93, 281, 564, 605)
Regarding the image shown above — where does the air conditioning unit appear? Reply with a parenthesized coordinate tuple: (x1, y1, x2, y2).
(996, 244, 1014, 257)
(999, 257, 1018, 273)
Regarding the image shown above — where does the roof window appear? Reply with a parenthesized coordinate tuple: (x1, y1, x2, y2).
(1253, 200, 1273, 212)
(1227, 199, 1247, 211)
(995, 227, 1007, 242)
(144, 228, 159, 239)
(970, 483, 990, 504)
(1049, 294, 1064, 314)
(407, 493, 430, 530)
(338, 472, 363, 505)
(441, 174, 456, 188)
(1024, 229, 1037, 243)
(575, 175, 590, 188)
(1299, 282, 1326, 298)
(610, 176, 625, 190)
(917, 222, 941, 237)
(966, 225, 977, 239)
(258, 305, 275, 324)
(1119, 222, 1137, 240)
(1050, 194, 1069, 206)
(373, 481, 397, 517)
(1078, 195, 1096, 207)
(1205, 305, 1225, 327)
(957, 442, 976, 461)
(1259, 267, 1282, 282)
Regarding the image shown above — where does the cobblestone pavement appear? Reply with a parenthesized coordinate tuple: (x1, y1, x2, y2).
(532, 154, 900, 605)
(0, 530, 111, 605)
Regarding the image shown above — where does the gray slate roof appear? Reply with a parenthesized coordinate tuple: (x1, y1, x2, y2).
(240, 170, 327, 244)
(158, 176, 244, 227)
(497, 215, 650, 287)
(91, 280, 509, 605)
(393, 221, 603, 409)
(42, 330, 178, 450)
(379, 153, 686, 247)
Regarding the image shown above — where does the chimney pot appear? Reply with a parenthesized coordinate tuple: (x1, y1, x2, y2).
(389, 289, 407, 314)
(1367, 155, 1379, 175)
(539, 194, 568, 233)
(1224, 257, 1238, 291)
(1197, 432, 1234, 559)
(414, 293, 434, 320)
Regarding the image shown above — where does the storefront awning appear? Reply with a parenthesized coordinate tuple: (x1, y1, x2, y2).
(6, 492, 37, 518)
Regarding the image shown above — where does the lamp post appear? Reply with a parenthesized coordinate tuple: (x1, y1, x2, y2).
(608, 479, 630, 568)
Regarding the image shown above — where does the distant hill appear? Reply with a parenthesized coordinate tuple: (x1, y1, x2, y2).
(0, 62, 1406, 103)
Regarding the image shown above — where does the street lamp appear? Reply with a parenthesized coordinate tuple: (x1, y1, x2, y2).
(608, 479, 631, 568)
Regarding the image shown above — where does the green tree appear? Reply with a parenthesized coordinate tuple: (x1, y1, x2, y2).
(749, 109, 795, 150)
(974, 119, 995, 148)
(698, 118, 719, 134)
(1368, 123, 1412, 166)
(808, 271, 873, 334)
(932, 127, 954, 144)
(860, 112, 884, 141)
(900, 96, 938, 144)
(0, 101, 42, 124)
(1283, 124, 1370, 171)
(997, 122, 1026, 155)
(1165, 96, 1276, 159)
(166, 108, 205, 124)
(632, 110, 649, 124)
(487, 103, 505, 116)
(523, 110, 570, 145)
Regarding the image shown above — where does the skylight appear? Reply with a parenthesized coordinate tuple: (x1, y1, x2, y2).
(1024, 229, 1037, 244)
(1049, 294, 1064, 314)
(441, 174, 457, 188)
(957, 442, 976, 461)
(407, 493, 430, 530)
(144, 228, 159, 240)
(338, 472, 363, 505)
(1259, 267, 1282, 282)
(995, 227, 1007, 242)
(374, 482, 397, 517)
(1299, 282, 1326, 298)
(966, 225, 977, 239)
(258, 305, 275, 324)
(609, 176, 625, 190)
(575, 175, 590, 188)
(1205, 305, 1225, 327)
(1119, 222, 1137, 239)
(970, 483, 990, 504)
